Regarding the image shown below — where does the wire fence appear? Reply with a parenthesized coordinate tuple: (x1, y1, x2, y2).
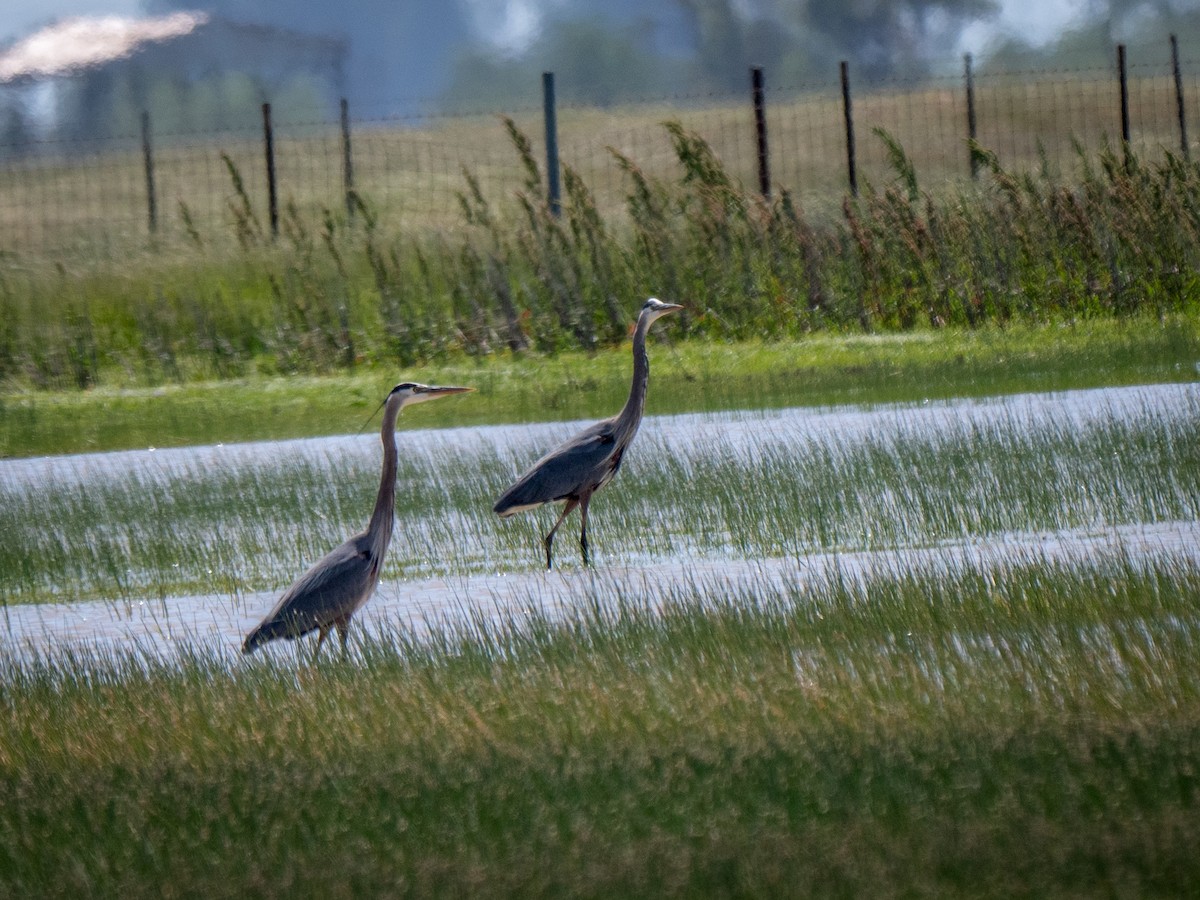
(3, 44, 1200, 262)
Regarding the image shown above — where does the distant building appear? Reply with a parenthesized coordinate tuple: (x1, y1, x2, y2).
(0, 12, 347, 151)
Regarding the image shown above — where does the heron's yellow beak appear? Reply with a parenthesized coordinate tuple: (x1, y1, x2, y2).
(416, 385, 474, 399)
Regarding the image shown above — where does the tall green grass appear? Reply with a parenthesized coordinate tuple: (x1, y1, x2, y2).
(2, 121, 1199, 390)
(2, 312, 1196, 458)
(3, 387, 1195, 604)
(1, 555, 1198, 896)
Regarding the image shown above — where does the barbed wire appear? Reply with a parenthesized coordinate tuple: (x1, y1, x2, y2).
(1, 60, 1198, 261)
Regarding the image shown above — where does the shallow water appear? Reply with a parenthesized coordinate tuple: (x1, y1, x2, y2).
(2, 382, 1197, 663)
(2, 518, 1197, 665)
(4, 382, 1197, 490)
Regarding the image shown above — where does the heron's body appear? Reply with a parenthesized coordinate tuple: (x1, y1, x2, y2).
(241, 529, 386, 656)
(494, 298, 682, 568)
(242, 382, 471, 657)
(493, 417, 627, 516)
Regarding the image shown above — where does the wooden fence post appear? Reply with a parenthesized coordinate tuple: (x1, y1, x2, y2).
(262, 101, 279, 239)
(1117, 44, 1131, 171)
(542, 72, 561, 217)
(340, 98, 355, 223)
(964, 53, 979, 179)
(751, 66, 770, 199)
(1171, 35, 1189, 161)
(840, 61, 857, 197)
(141, 110, 157, 235)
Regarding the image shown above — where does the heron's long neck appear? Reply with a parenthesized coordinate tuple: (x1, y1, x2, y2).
(616, 315, 652, 433)
(367, 398, 400, 557)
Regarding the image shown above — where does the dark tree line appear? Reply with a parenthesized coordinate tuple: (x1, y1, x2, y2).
(142, 0, 1199, 112)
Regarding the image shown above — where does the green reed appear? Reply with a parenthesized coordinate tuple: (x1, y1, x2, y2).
(2, 388, 1195, 605)
(3, 121, 1200, 392)
(2, 312, 1196, 459)
(1, 554, 1198, 897)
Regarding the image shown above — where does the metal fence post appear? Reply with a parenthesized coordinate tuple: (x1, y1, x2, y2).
(262, 101, 279, 239)
(751, 66, 770, 199)
(1117, 44, 1131, 170)
(542, 72, 561, 217)
(141, 110, 157, 235)
(840, 61, 858, 197)
(964, 53, 979, 179)
(340, 98, 355, 223)
(1171, 34, 1189, 161)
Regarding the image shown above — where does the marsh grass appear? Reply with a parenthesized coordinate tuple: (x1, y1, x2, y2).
(2, 312, 1196, 459)
(2, 387, 1196, 605)
(1, 554, 1198, 896)
(4, 112, 1200, 391)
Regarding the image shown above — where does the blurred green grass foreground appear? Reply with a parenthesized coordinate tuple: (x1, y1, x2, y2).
(1, 556, 1199, 896)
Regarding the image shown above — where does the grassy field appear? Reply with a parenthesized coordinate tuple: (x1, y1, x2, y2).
(1, 68, 1195, 261)
(2, 313, 1196, 458)
(4, 94, 1200, 394)
(1, 555, 1198, 896)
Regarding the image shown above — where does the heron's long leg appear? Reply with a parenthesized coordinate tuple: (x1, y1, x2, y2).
(313, 625, 330, 663)
(543, 498, 580, 570)
(578, 493, 593, 567)
(335, 615, 351, 656)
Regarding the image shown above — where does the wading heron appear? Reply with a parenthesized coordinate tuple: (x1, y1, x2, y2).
(242, 382, 472, 658)
(493, 297, 683, 568)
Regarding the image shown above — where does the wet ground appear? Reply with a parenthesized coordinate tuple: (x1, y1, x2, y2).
(2, 518, 1197, 666)
(2, 382, 1197, 664)
(5, 382, 1196, 490)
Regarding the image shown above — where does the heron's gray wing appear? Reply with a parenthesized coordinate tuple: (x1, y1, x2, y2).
(494, 419, 621, 515)
(252, 535, 377, 638)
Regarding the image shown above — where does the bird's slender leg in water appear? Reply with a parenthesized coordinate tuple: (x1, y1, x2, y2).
(335, 616, 351, 656)
(543, 498, 580, 570)
(579, 493, 593, 567)
(313, 625, 330, 663)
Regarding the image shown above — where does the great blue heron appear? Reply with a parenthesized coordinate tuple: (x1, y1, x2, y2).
(242, 382, 473, 658)
(493, 297, 683, 568)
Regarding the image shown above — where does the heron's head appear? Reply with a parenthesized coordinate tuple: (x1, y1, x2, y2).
(640, 297, 684, 322)
(388, 382, 474, 407)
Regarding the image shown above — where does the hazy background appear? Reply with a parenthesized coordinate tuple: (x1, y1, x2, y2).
(3, 0, 1084, 51)
(2, 0, 1198, 120)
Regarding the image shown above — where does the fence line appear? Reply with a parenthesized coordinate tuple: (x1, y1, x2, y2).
(2, 40, 1200, 262)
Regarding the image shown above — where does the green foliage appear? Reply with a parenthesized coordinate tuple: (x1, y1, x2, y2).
(3, 122, 1200, 390)
(2, 313, 1195, 458)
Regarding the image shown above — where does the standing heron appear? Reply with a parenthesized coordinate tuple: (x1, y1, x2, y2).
(494, 297, 683, 568)
(242, 382, 472, 657)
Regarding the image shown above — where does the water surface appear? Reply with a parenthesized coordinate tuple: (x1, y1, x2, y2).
(2, 382, 1196, 663)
